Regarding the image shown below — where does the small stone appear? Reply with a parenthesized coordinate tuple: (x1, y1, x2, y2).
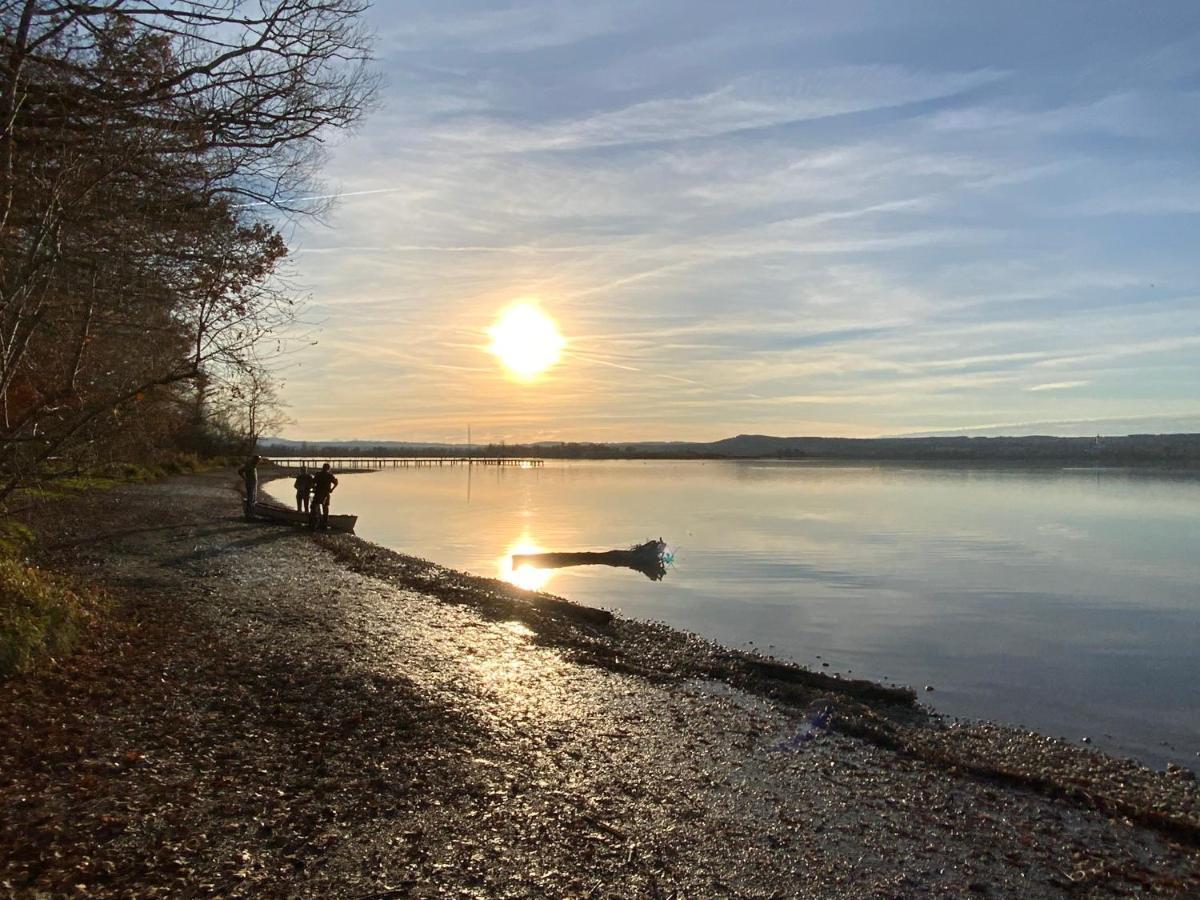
(1081, 736, 1090, 743)
(924, 685, 935, 692)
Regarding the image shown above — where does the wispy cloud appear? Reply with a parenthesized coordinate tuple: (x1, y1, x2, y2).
(1027, 380, 1090, 392)
(272, 2, 1200, 442)
(426, 67, 1003, 152)
(374, 2, 638, 56)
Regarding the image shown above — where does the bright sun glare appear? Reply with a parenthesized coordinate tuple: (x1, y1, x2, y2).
(487, 301, 565, 379)
(499, 534, 553, 591)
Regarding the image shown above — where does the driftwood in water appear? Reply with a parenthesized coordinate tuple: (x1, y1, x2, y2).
(513, 539, 668, 581)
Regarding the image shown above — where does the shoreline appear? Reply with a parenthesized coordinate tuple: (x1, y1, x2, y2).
(263, 469, 1200, 842)
(265, 463, 1196, 771)
(2, 471, 1198, 895)
(310, 508, 1200, 843)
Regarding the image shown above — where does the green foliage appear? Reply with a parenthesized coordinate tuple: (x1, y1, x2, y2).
(0, 558, 101, 677)
(0, 521, 34, 559)
(99, 463, 166, 483)
(19, 453, 225, 500)
(20, 474, 122, 500)
(0, 450, 218, 675)
(162, 453, 199, 475)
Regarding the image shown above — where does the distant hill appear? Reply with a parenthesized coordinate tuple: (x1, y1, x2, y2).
(704, 433, 1200, 463)
(260, 433, 1200, 465)
(900, 415, 1200, 438)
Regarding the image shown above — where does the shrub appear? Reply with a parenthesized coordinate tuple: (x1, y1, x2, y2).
(162, 452, 203, 475)
(0, 558, 101, 677)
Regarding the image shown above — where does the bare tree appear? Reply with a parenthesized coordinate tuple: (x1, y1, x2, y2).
(212, 362, 292, 453)
(0, 1, 376, 500)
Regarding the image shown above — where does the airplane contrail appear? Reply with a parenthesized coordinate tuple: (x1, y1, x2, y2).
(566, 352, 641, 373)
(235, 188, 405, 208)
(566, 350, 702, 386)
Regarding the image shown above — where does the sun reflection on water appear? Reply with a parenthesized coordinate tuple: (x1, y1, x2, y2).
(498, 533, 554, 591)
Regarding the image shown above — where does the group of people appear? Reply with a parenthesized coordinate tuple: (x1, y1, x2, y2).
(236, 456, 339, 529)
(292, 464, 339, 529)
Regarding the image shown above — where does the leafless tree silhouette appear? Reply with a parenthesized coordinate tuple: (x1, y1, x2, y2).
(0, 1, 376, 499)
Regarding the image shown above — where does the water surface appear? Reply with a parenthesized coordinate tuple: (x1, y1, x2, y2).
(274, 460, 1199, 768)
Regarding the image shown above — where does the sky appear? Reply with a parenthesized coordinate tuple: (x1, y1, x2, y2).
(276, 1, 1200, 443)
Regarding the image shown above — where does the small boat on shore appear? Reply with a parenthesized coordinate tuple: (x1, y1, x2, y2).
(513, 538, 669, 581)
(253, 502, 358, 534)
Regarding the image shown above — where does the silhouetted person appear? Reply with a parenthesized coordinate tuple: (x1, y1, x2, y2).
(237, 455, 261, 519)
(309, 463, 339, 529)
(294, 466, 314, 513)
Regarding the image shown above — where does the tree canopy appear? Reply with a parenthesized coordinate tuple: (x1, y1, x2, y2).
(0, 0, 375, 499)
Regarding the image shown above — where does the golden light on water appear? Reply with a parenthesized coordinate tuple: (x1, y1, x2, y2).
(498, 534, 554, 591)
(487, 301, 565, 380)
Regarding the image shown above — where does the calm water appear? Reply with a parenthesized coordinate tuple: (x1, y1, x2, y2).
(272, 461, 1200, 768)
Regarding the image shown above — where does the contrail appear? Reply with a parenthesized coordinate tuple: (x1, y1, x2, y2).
(566, 350, 702, 386)
(566, 352, 641, 373)
(235, 188, 405, 208)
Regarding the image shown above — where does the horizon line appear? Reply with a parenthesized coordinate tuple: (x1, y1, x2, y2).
(263, 430, 1200, 446)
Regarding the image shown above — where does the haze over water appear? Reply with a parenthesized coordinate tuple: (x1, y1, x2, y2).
(278, 460, 1200, 768)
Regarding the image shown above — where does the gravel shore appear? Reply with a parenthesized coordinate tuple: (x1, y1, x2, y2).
(2, 471, 1197, 897)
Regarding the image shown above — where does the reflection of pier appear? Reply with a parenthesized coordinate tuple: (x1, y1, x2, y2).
(271, 457, 543, 471)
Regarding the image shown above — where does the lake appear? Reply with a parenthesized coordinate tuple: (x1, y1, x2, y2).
(271, 460, 1199, 769)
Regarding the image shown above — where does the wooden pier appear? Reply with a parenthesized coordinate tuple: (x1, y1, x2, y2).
(269, 457, 543, 471)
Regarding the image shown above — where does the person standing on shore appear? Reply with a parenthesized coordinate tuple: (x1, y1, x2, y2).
(237, 455, 261, 519)
(293, 466, 314, 513)
(309, 463, 339, 530)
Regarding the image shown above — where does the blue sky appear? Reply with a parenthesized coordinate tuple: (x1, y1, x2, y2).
(278, 1, 1200, 442)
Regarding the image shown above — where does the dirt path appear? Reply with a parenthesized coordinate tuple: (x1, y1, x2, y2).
(2, 472, 1197, 897)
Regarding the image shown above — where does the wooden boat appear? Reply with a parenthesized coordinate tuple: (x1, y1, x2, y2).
(513, 539, 668, 581)
(253, 502, 358, 534)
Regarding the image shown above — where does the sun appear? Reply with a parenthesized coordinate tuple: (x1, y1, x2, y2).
(487, 301, 565, 380)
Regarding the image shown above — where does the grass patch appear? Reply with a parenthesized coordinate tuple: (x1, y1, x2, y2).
(0, 521, 35, 559)
(20, 476, 121, 500)
(18, 453, 231, 501)
(101, 452, 233, 480)
(0, 557, 102, 677)
(0, 453, 231, 675)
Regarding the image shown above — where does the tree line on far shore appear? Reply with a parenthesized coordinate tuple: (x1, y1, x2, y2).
(0, 1, 376, 504)
(259, 433, 1200, 464)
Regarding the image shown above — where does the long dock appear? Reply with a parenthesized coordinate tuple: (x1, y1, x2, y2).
(270, 457, 543, 471)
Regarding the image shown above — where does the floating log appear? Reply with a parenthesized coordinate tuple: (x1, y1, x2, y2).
(513, 539, 668, 581)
